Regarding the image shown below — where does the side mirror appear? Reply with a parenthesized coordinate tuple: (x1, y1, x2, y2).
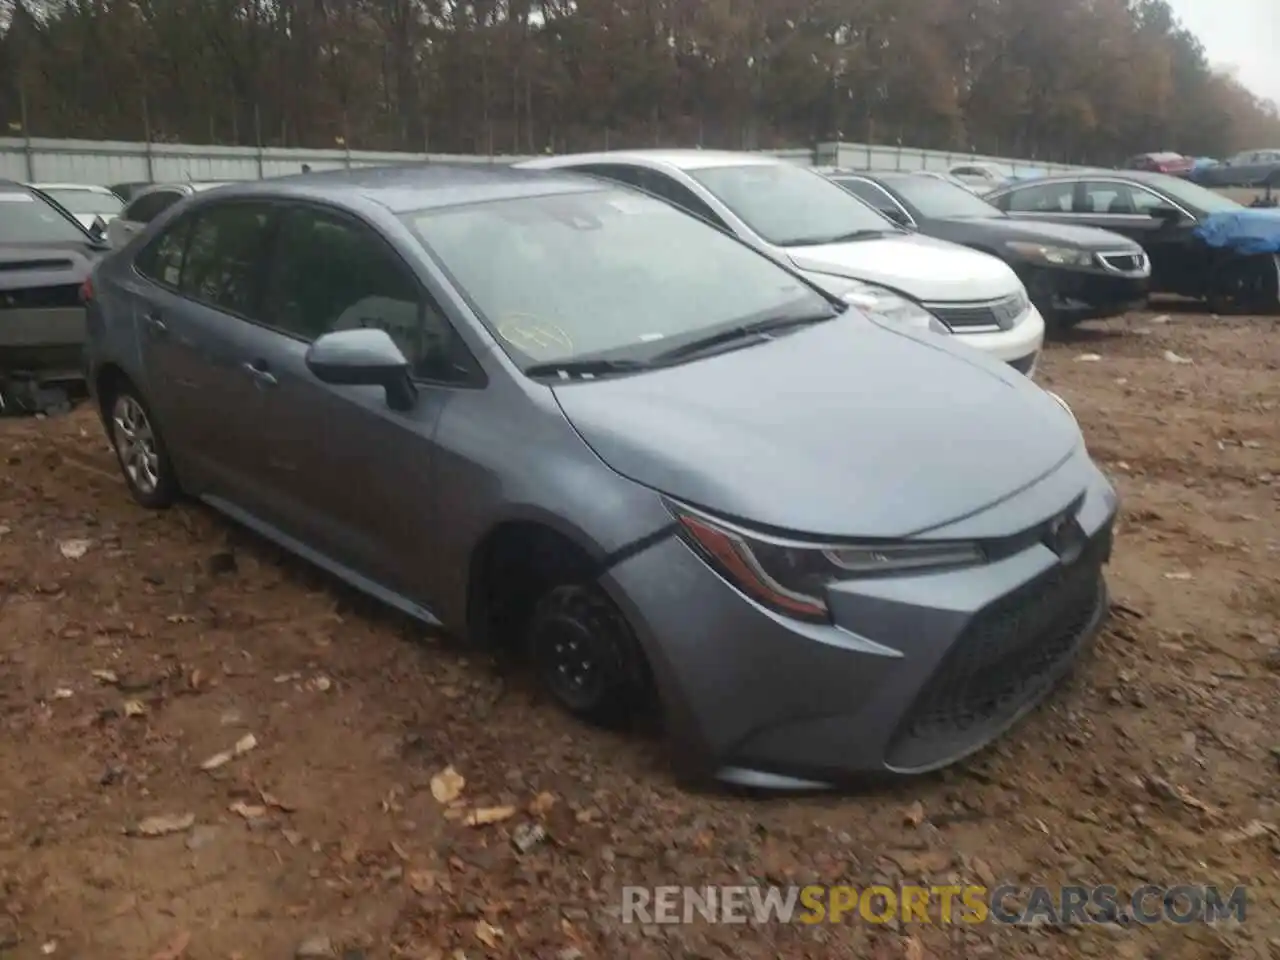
(1149, 204, 1183, 224)
(88, 216, 107, 241)
(305, 328, 417, 410)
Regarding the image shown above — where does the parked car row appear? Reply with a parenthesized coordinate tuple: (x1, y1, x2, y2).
(72, 158, 1123, 788)
(1122, 149, 1280, 190)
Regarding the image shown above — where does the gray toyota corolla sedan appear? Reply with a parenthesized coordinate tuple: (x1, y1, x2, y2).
(82, 165, 1118, 789)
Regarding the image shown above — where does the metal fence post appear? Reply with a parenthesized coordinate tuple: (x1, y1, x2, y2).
(141, 97, 155, 182)
(18, 84, 34, 181)
(254, 105, 264, 179)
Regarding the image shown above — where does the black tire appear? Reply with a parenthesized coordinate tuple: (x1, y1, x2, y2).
(525, 583, 649, 728)
(105, 381, 179, 509)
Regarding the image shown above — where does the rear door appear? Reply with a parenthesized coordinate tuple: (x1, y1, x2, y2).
(990, 180, 1080, 224)
(130, 200, 279, 507)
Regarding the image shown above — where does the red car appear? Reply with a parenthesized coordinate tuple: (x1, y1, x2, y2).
(1123, 152, 1195, 177)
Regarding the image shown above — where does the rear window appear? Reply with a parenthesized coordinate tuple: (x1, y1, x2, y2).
(0, 187, 89, 244)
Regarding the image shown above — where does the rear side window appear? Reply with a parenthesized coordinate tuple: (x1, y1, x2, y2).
(135, 217, 193, 288)
(835, 178, 899, 214)
(179, 203, 275, 317)
(125, 190, 181, 224)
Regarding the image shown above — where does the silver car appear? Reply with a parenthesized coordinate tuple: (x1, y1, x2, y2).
(83, 165, 1118, 788)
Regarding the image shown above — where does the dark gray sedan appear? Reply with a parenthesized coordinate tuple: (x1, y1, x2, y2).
(82, 165, 1118, 788)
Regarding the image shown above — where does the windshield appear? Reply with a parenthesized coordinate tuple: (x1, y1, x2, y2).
(43, 189, 123, 216)
(0, 187, 89, 244)
(1145, 174, 1242, 214)
(886, 177, 1004, 219)
(405, 188, 831, 369)
(687, 162, 896, 246)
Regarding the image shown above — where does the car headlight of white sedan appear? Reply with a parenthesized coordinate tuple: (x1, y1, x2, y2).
(811, 277, 953, 336)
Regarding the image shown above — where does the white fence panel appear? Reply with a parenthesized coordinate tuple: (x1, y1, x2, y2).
(0, 135, 1093, 186)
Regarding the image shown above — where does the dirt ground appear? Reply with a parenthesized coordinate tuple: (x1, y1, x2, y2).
(1, 306, 1278, 960)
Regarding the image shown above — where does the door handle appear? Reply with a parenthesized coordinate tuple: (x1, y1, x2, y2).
(242, 360, 278, 387)
(143, 309, 167, 335)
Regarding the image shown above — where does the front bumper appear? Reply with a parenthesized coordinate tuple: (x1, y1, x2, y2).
(600, 455, 1116, 788)
(1022, 265, 1149, 322)
(949, 304, 1045, 377)
(1, 306, 88, 379)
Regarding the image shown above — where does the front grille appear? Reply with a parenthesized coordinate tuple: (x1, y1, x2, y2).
(0, 258, 74, 274)
(885, 532, 1109, 771)
(927, 292, 1027, 330)
(0, 284, 81, 310)
(1098, 251, 1147, 274)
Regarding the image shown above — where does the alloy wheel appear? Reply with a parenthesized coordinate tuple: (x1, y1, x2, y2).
(111, 393, 161, 496)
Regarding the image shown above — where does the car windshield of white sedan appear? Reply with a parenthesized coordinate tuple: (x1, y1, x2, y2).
(44, 189, 124, 216)
(687, 162, 898, 246)
(0, 189, 89, 244)
(889, 176, 1004, 219)
(406, 189, 832, 367)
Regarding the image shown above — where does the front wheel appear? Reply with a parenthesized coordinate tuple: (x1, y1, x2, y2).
(107, 385, 179, 508)
(525, 583, 651, 728)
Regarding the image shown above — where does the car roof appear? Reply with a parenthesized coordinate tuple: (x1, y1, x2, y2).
(203, 164, 607, 214)
(523, 149, 790, 172)
(989, 169, 1165, 190)
(30, 182, 117, 192)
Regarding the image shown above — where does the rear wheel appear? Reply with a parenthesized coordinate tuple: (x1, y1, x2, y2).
(107, 384, 178, 508)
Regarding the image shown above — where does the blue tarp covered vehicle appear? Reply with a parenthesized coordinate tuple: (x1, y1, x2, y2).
(1195, 209, 1280, 255)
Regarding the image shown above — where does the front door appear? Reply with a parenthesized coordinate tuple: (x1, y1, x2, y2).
(1075, 181, 1200, 294)
(247, 204, 479, 608)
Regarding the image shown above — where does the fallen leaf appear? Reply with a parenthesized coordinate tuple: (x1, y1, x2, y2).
(200, 733, 258, 770)
(58, 538, 91, 559)
(889, 850, 951, 874)
(430, 766, 465, 804)
(1074, 353, 1102, 363)
(130, 813, 195, 837)
(51, 688, 74, 700)
(260, 790, 296, 812)
(474, 920, 502, 948)
(150, 929, 191, 960)
(1163, 571, 1194, 581)
(903, 935, 927, 960)
(903, 801, 925, 827)
(92, 669, 119, 684)
(465, 806, 516, 827)
(229, 801, 268, 820)
(123, 699, 147, 717)
(408, 869, 437, 895)
(109, 894, 138, 917)
(1220, 820, 1275, 844)
(166, 614, 195, 624)
(969, 856, 997, 886)
(529, 791, 557, 816)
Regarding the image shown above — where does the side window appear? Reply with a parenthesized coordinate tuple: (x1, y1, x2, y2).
(637, 172, 729, 230)
(1128, 188, 1168, 213)
(179, 203, 274, 317)
(836, 179, 900, 215)
(1003, 182, 1074, 213)
(262, 206, 474, 383)
(126, 190, 180, 224)
(134, 216, 193, 288)
(952, 166, 980, 177)
(567, 163, 646, 190)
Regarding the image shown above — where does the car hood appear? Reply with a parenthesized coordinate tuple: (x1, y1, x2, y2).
(551, 317, 1081, 538)
(783, 233, 1021, 302)
(921, 216, 1143, 253)
(0, 241, 97, 291)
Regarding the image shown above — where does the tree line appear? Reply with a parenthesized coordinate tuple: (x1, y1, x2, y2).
(2, 0, 1278, 162)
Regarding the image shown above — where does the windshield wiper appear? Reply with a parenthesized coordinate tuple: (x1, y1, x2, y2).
(524, 357, 652, 380)
(650, 311, 836, 364)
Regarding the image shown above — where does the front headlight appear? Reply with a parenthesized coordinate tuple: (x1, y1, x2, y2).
(814, 277, 952, 336)
(670, 504, 985, 621)
(1006, 241, 1094, 268)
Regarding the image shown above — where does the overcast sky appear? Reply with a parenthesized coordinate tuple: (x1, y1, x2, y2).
(1166, 0, 1280, 107)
